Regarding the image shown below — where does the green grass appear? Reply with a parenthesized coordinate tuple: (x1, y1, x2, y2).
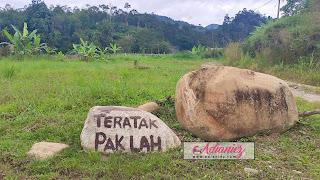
(264, 64, 320, 87)
(0, 55, 319, 179)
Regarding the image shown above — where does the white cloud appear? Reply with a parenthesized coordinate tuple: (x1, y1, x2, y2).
(0, 0, 284, 26)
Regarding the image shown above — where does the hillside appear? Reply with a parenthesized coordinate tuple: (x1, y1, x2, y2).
(242, 3, 320, 65)
(223, 0, 320, 86)
(205, 24, 220, 30)
(152, 14, 206, 29)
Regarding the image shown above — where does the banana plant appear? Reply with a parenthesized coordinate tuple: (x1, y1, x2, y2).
(44, 44, 57, 55)
(191, 45, 206, 59)
(44, 44, 57, 60)
(192, 46, 196, 56)
(57, 51, 65, 61)
(32, 34, 46, 60)
(108, 43, 122, 54)
(97, 47, 109, 60)
(1, 23, 37, 60)
(73, 38, 98, 62)
(196, 45, 205, 54)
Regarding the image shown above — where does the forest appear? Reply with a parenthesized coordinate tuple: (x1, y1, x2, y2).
(0, 1, 268, 54)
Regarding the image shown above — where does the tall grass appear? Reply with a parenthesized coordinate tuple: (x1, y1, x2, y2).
(224, 42, 244, 65)
(2, 65, 16, 79)
(224, 42, 320, 86)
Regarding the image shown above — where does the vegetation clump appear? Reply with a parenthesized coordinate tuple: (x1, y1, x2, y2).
(242, 0, 319, 65)
(1, 23, 44, 60)
(223, 0, 320, 85)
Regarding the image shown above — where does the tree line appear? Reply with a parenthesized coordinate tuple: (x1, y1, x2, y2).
(0, 1, 269, 55)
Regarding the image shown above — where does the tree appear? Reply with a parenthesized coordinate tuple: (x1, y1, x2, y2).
(25, 2, 53, 45)
(129, 9, 140, 27)
(215, 8, 267, 46)
(124, 3, 131, 25)
(119, 35, 135, 53)
(99, 4, 109, 13)
(32, 0, 43, 4)
(108, 4, 117, 22)
(223, 14, 231, 24)
(133, 28, 164, 53)
(281, 0, 310, 16)
(92, 19, 113, 48)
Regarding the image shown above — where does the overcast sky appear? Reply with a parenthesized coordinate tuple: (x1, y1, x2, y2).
(0, 0, 285, 26)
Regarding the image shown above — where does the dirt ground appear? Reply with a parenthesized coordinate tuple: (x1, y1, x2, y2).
(286, 81, 320, 102)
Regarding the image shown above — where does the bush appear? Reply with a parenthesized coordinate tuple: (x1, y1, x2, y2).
(225, 42, 244, 65)
(3, 65, 16, 79)
(173, 50, 193, 59)
(242, 11, 320, 65)
(0, 46, 9, 57)
(200, 48, 224, 59)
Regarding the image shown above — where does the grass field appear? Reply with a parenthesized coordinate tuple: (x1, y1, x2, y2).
(0, 55, 319, 179)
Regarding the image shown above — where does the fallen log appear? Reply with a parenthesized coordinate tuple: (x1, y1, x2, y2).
(299, 109, 320, 117)
(156, 95, 172, 103)
(134, 60, 149, 69)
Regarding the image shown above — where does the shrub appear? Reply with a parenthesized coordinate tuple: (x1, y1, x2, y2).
(225, 42, 244, 65)
(200, 48, 224, 59)
(0, 46, 9, 57)
(242, 11, 320, 65)
(3, 65, 16, 79)
(173, 50, 193, 59)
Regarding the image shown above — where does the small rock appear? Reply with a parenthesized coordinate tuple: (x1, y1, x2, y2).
(80, 106, 181, 153)
(292, 170, 302, 174)
(26, 142, 69, 160)
(315, 139, 320, 149)
(244, 168, 259, 174)
(136, 102, 159, 112)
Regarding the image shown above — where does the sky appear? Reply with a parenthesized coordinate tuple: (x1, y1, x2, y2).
(0, 0, 285, 27)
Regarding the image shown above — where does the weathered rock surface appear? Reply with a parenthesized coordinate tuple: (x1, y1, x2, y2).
(80, 106, 181, 153)
(26, 142, 69, 160)
(137, 102, 159, 112)
(175, 66, 299, 141)
(244, 168, 259, 174)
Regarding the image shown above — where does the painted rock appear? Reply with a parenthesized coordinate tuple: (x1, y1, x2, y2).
(80, 106, 181, 153)
(175, 66, 298, 141)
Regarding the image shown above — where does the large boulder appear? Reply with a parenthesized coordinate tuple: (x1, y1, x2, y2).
(175, 66, 298, 141)
(81, 106, 181, 153)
